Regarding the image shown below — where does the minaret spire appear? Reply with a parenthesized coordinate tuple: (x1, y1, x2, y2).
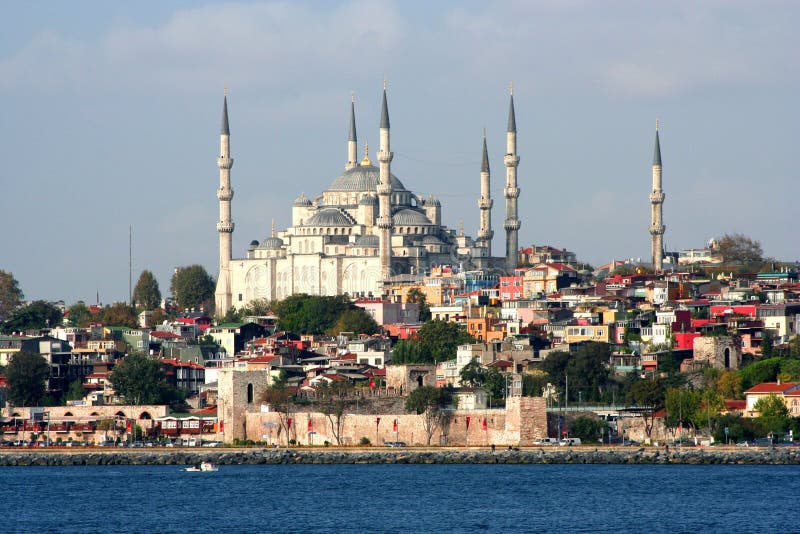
(377, 82, 394, 288)
(346, 92, 358, 170)
(649, 120, 665, 271)
(215, 89, 235, 316)
(503, 85, 521, 272)
(478, 129, 493, 253)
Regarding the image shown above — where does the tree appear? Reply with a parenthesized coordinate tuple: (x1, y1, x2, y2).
(133, 270, 162, 310)
(570, 415, 606, 443)
(0, 270, 23, 320)
(754, 394, 789, 435)
(273, 294, 352, 334)
(262, 384, 294, 447)
(716, 233, 764, 266)
(459, 357, 485, 388)
(326, 308, 380, 336)
(406, 288, 431, 322)
(171, 265, 215, 311)
(761, 331, 774, 358)
(101, 303, 138, 328)
(715, 370, 743, 400)
(1, 301, 63, 333)
(627, 379, 665, 440)
(67, 302, 98, 328)
(739, 357, 781, 390)
(6, 351, 50, 406)
(522, 370, 550, 397)
(241, 298, 273, 317)
(538, 342, 612, 403)
(788, 336, 800, 358)
(405, 386, 452, 445)
(391, 321, 474, 364)
(65, 379, 85, 402)
(317, 382, 351, 446)
(110, 353, 172, 405)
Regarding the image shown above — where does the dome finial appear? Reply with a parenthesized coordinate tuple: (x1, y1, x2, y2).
(351, 90, 355, 103)
(459, 219, 464, 236)
(509, 81, 513, 96)
(361, 139, 372, 166)
(271, 218, 276, 238)
(656, 118, 659, 131)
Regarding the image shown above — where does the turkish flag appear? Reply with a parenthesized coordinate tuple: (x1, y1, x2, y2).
(393, 419, 398, 433)
(376, 417, 381, 425)
(466, 416, 471, 430)
(126, 420, 131, 432)
(287, 417, 293, 430)
(219, 420, 224, 432)
(482, 418, 488, 431)
(308, 419, 313, 432)
(370, 380, 376, 389)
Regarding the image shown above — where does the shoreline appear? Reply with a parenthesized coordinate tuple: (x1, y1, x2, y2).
(2, 446, 799, 466)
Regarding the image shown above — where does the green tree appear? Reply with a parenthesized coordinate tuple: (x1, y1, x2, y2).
(391, 320, 474, 364)
(406, 288, 431, 322)
(754, 394, 789, 435)
(538, 342, 612, 403)
(6, 351, 50, 406)
(67, 302, 97, 328)
(171, 265, 215, 311)
(569, 415, 606, 443)
(627, 379, 665, 440)
(220, 307, 242, 323)
(326, 308, 380, 336)
(788, 336, 800, 358)
(522, 370, 550, 397)
(133, 270, 162, 310)
(778, 359, 800, 382)
(241, 298, 273, 317)
(1, 301, 63, 333)
(110, 353, 173, 405)
(0, 270, 24, 320)
(64, 378, 85, 402)
(716, 233, 764, 266)
(405, 386, 453, 445)
(101, 303, 138, 328)
(273, 294, 351, 334)
(716, 370, 743, 400)
(761, 331, 774, 358)
(459, 357, 485, 388)
(739, 357, 781, 390)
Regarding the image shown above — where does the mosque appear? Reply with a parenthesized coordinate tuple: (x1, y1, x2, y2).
(214, 85, 522, 315)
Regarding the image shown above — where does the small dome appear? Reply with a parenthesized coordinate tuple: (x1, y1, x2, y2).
(249, 240, 260, 249)
(328, 165, 407, 192)
(355, 234, 380, 247)
(393, 209, 431, 226)
(260, 236, 284, 250)
(294, 193, 312, 206)
(423, 193, 441, 207)
(358, 194, 377, 205)
(305, 208, 354, 227)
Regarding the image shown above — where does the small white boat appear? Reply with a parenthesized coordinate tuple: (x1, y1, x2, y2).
(184, 462, 218, 472)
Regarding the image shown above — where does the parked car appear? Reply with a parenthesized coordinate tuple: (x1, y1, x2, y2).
(559, 438, 582, 446)
(384, 441, 407, 447)
(533, 438, 559, 446)
(622, 440, 640, 447)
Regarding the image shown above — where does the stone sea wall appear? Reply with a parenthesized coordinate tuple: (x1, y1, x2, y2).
(2, 447, 800, 466)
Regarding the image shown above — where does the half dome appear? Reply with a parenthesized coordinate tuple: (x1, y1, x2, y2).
(305, 208, 354, 227)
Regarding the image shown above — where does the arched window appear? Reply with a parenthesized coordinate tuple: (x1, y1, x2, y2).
(64, 412, 73, 417)
(247, 383, 254, 404)
(724, 347, 731, 368)
(139, 411, 152, 420)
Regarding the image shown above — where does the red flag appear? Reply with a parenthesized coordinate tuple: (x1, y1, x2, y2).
(287, 417, 293, 430)
(126, 420, 132, 432)
(466, 416, 471, 431)
(482, 418, 487, 431)
(219, 420, 224, 432)
(308, 419, 313, 432)
(370, 379, 376, 389)
(393, 419, 398, 433)
(376, 417, 381, 426)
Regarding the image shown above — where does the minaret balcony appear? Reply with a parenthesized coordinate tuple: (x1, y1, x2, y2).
(217, 222, 235, 233)
(217, 188, 234, 201)
(504, 187, 520, 199)
(377, 216, 393, 229)
(478, 198, 493, 209)
(217, 157, 234, 169)
(376, 184, 392, 195)
(649, 192, 665, 203)
(649, 224, 665, 235)
(504, 154, 520, 167)
(479, 230, 495, 240)
(504, 219, 521, 231)
(378, 151, 394, 164)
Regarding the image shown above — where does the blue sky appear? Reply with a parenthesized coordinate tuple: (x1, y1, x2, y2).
(1, 0, 797, 305)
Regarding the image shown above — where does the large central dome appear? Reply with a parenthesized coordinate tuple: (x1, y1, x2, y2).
(327, 164, 407, 193)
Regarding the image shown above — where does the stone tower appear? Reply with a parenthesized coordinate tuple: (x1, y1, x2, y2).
(504, 86, 521, 272)
(345, 93, 358, 170)
(214, 91, 235, 315)
(649, 122, 665, 271)
(477, 131, 494, 253)
(377, 83, 394, 283)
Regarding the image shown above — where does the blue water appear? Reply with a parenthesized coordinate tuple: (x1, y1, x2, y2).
(0, 464, 795, 533)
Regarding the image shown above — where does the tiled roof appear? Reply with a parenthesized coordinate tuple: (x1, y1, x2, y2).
(744, 382, 800, 394)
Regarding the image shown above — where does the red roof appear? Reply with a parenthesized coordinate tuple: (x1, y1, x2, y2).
(150, 331, 181, 339)
(725, 399, 746, 410)
(248, 355, 276, 364)
(744, 382, 800, 394)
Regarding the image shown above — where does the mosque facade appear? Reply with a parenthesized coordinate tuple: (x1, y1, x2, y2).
(214, 86, 522, 314)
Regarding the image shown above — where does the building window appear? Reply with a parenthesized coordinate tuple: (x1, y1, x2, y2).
(238, 293, 243, 302)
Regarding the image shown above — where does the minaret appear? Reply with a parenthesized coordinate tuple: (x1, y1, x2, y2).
(345, 92, 358, 170)
(214, 90, 235, 315)
(477, 129, 493, 253)
(503, 84, 521, 272)
(376, 82, 394, 283)
(649, 120, 665, 271)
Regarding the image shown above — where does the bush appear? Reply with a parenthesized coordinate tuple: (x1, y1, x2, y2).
(359, 436, 371, 446)
(289, 439, 296, 446)
(324, 441, 331, 447)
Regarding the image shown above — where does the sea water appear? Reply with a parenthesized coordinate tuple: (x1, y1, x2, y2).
(0, 463, 794, 533)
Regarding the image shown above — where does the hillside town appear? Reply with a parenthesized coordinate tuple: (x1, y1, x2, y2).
(1, 89, 799, 450)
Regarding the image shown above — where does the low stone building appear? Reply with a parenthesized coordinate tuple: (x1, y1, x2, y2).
(385, 364, 436, 395)
(686, 336, 742, 371)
